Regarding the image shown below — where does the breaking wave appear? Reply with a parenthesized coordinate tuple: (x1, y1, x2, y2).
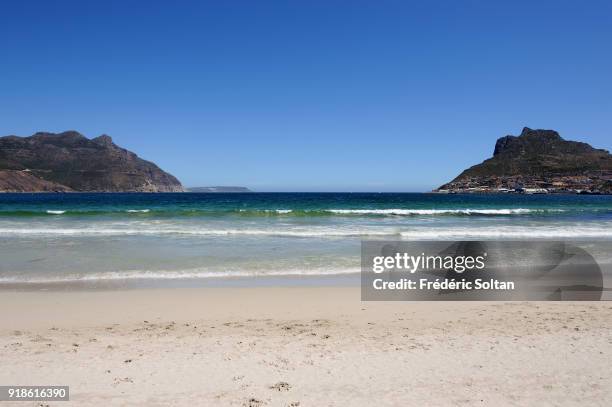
(325, 208, 559, 215)
(1, 225, 611, 239)
(0, 267, 360, 284)
(0, 207, 580, 217)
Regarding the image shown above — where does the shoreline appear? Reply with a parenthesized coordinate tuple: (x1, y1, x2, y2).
(0, 273, 361, 292)
(2, 286, 611, 405)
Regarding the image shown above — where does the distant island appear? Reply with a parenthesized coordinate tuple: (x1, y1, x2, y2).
(0, 131, 184, 192)
(435, 127, 612, 194)
(187, 186, 252, 193)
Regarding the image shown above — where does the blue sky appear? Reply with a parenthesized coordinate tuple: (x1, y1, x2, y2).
(1, 1, 611, 191)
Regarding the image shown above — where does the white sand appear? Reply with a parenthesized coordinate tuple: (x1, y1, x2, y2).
(1, 287, 611, 406)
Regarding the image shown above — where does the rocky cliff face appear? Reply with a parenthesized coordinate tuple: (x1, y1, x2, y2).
(0, 131, 184, 192)
(437, 128, 612, 193)
(0, 170, 73, 192)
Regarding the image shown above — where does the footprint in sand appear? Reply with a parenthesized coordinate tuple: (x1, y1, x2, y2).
(270, 381, 291, 392)
(244, 397, 263, 407)
(113, 377, 134, 386)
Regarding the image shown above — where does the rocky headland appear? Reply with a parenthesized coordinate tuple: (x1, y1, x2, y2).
(0, 131, 184, 192)
(436, 127, 612, 194)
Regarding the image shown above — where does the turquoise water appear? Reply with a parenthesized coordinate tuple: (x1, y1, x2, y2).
(1, 193, 611, 285)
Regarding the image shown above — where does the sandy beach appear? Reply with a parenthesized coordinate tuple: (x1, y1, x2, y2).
(1, 286, 611, 406)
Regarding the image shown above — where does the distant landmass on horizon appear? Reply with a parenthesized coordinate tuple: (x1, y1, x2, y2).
(187, 186, 252, 193)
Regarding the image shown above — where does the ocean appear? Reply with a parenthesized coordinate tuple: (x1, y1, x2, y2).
(1, 192, 611, 286)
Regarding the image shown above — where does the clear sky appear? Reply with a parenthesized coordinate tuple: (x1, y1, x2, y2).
(1, 1, 611, 191)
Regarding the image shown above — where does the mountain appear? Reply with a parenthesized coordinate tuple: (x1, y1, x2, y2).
(436, 127, 612, 194)
(187, 186, 252, 193)
(0, 170, 73, 192)
(0, 131, 184, 192)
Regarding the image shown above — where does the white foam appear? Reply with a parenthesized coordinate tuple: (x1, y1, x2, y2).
(0, 227, 395, 238)
(398, 227, 612, 239)
(46, 210, 66, 215)
(0, 267, 360, 284)
(327, 208, 554, 215)
(126, 209, 150, 213)
(238, 209, 293, 214)
(0, 225, 611, 239)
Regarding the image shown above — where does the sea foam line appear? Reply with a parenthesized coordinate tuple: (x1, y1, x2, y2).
(0, 228, 395, 237)
(326, 208, 561, 215)
(19, 207, 570, 216)
(0, 267, 361, 284)
(0, 226, 611, 238)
